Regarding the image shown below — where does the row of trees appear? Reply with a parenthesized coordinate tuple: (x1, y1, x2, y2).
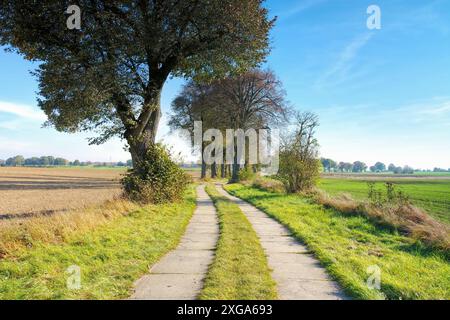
(388, 164, 414, 175)
(321, 159, 370, 173)
(169, 68, 324, 194)
(320, 159, 424, 174)
(432, 168, 450, 173)
(0, 156, 132, 167)
(169, 69, 289, 181)
(0, 155, 69, 167)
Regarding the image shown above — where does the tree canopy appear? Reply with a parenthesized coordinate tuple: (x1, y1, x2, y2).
(0, 0, 274, 164)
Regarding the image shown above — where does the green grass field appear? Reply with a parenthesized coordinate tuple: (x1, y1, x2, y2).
(319, 178, 450, 224)
(224, 184, 450, 300)
(200, 184, 277, 300)
(413, 172, 450, 176)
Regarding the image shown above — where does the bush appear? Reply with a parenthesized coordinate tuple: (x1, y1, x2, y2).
(277, 153, 320, 193)
(238, 167, 255, 182)
(122, 144, 191, 204)
(277, 111, 321, 193)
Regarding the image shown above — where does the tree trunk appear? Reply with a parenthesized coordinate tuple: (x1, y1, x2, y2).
(211, 163, 217, 178)
(230, 137, 242, 182)
(201, 141, 207, 179)
(201, 159, 207, 179)
(126, 93, 162, 175)
(221, 163, 226, 178)
(231, 142, 240, 182)
(210, 148, 217, 178)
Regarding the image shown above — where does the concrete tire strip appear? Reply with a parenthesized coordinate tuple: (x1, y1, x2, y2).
(216, 184, 348, 300)
(130, 184, 219, 300)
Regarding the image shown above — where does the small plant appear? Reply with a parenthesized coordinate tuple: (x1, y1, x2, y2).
(367, 182, 410, 207)
(385, 182, 395, 202)
(367, 182, 383, 207)
(367, 182, 375, 199)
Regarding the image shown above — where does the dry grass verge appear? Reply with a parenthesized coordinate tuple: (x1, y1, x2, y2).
(0, 199, 139, 259)
(250, 176, 285, 193)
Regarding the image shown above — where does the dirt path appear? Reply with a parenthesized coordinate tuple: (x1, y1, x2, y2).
(130, 184, 219, 300)
(216, 184, 347, 300)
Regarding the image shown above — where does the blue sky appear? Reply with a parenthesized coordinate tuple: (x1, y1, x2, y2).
(0, 0, 449, 169)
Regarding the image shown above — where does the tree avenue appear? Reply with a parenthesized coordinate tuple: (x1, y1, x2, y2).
(0, 0, 274, 202)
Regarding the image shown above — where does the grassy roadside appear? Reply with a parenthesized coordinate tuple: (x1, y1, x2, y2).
(319, 178, 450, 224)
(0, 185, 196, 299)
(200, 184, 277, 300)
(224, 184, 450, 300)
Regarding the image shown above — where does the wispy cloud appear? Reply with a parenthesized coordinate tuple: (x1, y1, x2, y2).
(0, 137, 33, 154)
(0, 119, 23, 130)
(416, 99, 450, 116)
(278, 0, 328, 20)
(388, 0, 450, 36)
(0, 101, 46, 121)
(315, 33, 374, 89)
(370, 97, 450, 127)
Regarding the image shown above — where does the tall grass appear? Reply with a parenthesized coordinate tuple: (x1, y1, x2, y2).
(313, 189, 449, 252)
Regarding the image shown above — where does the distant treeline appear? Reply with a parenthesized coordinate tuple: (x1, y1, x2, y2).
(0, 155, 132, 167)
(320, 158, 450, 174)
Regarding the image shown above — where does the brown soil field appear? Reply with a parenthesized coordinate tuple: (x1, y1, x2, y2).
(0, 167, 125, 219)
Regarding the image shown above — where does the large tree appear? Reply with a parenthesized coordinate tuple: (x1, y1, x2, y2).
(374, 161, 386, 172)
(352, 161, 367, 173)
(0, 1, 274, 196)
(210, 69, 288, 181)
(168, 80, 221, 178)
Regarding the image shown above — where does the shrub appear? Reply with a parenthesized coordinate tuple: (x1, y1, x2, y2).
(277, 112, 321, 193)
(122, 144, 191, 204)
(277, 154, 320, 193)
(238, 167, 256, 182)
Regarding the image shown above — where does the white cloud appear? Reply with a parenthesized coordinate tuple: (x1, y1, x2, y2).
(0, 101, 46, 121)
